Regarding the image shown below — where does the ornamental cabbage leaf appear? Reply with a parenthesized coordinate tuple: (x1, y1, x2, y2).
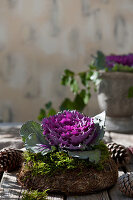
(93, 111, 106, 129)
(91, 111, 105, 145)
(68, 149, 101, 163)
(20, 121, 51, 154)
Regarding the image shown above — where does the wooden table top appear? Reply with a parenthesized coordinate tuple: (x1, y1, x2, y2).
(0, 126, 133, 199)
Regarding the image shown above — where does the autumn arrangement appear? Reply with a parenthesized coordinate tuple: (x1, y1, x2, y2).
(16, 110, 119, 195)
(0, 110, 133, 198)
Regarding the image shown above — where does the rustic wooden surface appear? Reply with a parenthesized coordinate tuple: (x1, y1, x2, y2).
(67, 191, 110, 200)
(0, 157, 133, 199)
(0, 171, 22, 199)
(0, 172, 111, 200)
(0, 126, 133, 199)
(0, 172, 65, 200)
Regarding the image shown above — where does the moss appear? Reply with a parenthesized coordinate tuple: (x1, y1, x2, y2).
(22, 189, 48, 200)
(23, 141, 110, 176)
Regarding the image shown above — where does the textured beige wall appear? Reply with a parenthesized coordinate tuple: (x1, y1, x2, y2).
(0, 0, 133, 122)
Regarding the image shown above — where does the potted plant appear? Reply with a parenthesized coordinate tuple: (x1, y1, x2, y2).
(59, 51, 133, 133)
(18, 110, 118, 195)
(92, 52, 133, 133)
(38, 51, 133, 133)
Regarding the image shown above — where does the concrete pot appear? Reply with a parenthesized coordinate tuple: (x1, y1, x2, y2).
(97, 72, 133, 133)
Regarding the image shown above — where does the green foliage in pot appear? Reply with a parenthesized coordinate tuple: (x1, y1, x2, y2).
(38, 51, 133, 120)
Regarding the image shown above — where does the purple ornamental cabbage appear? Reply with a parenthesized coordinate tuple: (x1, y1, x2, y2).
(41, 110, 101, 150)
(105, 54, 133, 68)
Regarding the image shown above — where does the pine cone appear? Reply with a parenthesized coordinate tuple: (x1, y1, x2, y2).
(118, 173, 133, 197)
(107, 143, 131, 173)
(0, 148, 23, 172)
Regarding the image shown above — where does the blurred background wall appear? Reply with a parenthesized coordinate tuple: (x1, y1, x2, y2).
(0, 0, 133, 122)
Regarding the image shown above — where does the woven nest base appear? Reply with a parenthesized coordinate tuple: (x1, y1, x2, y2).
(18, 158, 118, 195)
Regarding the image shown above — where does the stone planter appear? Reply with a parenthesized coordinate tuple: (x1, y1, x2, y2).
(97, 72, 133, 133)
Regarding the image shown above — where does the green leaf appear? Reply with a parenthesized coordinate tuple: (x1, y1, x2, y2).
(112, 64, 133, 73)
(60, 94, 86, 112)
(61, 74, 72, 86)
(90, 71, 101, 86)
(94, 51, 106, 70)
(38, 102, 57, 120)
(79, 72, 87, 86)
(20, 121, 51, 151)
(70, 79, 79, 94)
(105, 67, 109, 72)
(128, 86, 133, 98)
(73, 94, 86, 111)
(60, 98, 75, 111)
(25, 133, 51, 154)
(90, 71, 98, 81)
(68, 149, 101, 163)
(20, 121, 42, 143)
(45, 101, 52, 109)
(88, 64, 97, 70)
(79, 71, 93, 87)
(84, 93, 91, 104)
(79, 89, 91, 104)
(61, 69, 75, 86)
(86, 71, 93, 81)
(112, 65, 118, 72)
(47, 108, 56, 117)
(64, 69, 74, 76)
(38, 109, 46, 121)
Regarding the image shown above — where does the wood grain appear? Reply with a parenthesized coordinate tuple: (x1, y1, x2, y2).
(67, 191, 110, 200)
(0, 171, 22, 199)
(0, 172, 64, 200)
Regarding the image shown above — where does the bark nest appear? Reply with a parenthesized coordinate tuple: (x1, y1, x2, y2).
(17, 157, 118, 195)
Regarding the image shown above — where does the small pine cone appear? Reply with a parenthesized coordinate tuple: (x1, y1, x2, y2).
(0, 148, 23, 172)
(118, 173, 133, 197)
(107, 143, 131, 173)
